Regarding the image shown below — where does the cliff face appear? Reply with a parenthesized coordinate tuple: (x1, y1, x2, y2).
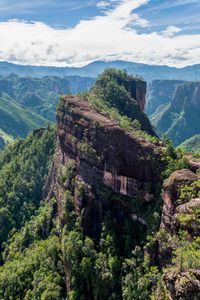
(42, 71, 200, 299)
(171, 81, 200, 109)
(127, 78, 147, 111)
(146, 80, 184, 115)
(149, 81, 200, 146)
(153, 167, 200, 299)
(161, 169, 199, 234)
(45, 95, 163, 239)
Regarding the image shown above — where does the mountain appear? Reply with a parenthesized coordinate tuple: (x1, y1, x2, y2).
(179, 135, 200, 153)
(0, 92, 49, 141)
(1, 60, 200, 81)
(0, 74, 94, 121)
(146, 79, 185, 115)
(0, 69, 200, 299)
(148, 80, 200, 146)
(0, 74, 94, 149)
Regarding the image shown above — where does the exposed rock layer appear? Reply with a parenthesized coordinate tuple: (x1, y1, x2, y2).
(45, 94, 163, 239)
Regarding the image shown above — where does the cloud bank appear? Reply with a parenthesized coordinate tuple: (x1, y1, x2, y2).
(0, 0, 199, 67)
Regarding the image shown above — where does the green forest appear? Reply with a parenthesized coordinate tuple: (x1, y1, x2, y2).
(0, 69, 199, 299)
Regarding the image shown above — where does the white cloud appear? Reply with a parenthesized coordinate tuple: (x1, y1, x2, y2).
(96, 1, 111, 8)
(0, 0, 199, 67)
(162, 25, 182, 37)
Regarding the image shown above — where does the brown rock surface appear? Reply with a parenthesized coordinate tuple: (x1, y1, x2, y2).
(45, 94, 164, 238)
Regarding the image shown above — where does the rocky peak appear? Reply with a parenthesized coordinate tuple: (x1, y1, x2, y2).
(45, 93, 163, 239)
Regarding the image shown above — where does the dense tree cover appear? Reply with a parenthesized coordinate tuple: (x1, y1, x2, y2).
(0, 135, 163, 299)
(0, 199, 66, 300)
(81, 69, 155, 136)
(162, 140, 189, 179)
(0, 69, 198, 299)
(0, 126, 56, 252)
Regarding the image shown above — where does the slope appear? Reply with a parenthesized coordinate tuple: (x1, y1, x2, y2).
(0, 74, 94, 121)
(179, 135, 200, 153)
(149, 81, 200, 146)
(0, 92, 49, 139)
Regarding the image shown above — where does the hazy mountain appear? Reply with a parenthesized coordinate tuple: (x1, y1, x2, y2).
(148, 81, 200, 146)
(1, 60, 200, 81)
(146, 80, 185, 115)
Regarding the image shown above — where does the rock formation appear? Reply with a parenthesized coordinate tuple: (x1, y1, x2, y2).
(127, 78, 147, 111)
(154, 166, 200, 299)
(161, 169, 199, 234)
(45, 94, 163, 239)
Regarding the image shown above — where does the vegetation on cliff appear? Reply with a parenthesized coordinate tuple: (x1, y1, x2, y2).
(0, 126, 56, 255)
(0, 69, 199, 299)
(80, 69, 155, 137)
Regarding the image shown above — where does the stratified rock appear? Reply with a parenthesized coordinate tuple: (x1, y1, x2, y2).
(45, 94, 164, 239)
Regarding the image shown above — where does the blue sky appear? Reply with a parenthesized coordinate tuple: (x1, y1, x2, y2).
(0, 0, 199, 67)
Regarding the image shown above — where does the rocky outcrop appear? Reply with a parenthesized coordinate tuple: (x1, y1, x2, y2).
(164, 269, 200, 300)
(154, 167, 200, 299)
(127, 78, 147, 111)
(45, 94, 164, 239)
(161, 169, 199, 234)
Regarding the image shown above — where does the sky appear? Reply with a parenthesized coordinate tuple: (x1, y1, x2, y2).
(0, 0, 199, 67)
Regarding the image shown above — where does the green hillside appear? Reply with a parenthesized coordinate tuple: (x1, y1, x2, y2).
(0, 69, 198, 299)
(179, 134, 200, 153)
(0, 92, 49, 140)
(0, 74, 94, 121)
(148, 81, 200, 146)
(0, 129, 13, 148)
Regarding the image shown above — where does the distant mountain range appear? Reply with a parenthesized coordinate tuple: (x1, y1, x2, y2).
(1, 60, 200, 81)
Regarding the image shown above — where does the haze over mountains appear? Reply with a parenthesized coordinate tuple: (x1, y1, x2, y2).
(1, 60, 200, 81)
(0, 0, 200, 298)
(147, 80, 200, 148)
(1, 61, 200, 151)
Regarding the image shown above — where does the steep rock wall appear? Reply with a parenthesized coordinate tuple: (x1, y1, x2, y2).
(44, 95, 164, 238)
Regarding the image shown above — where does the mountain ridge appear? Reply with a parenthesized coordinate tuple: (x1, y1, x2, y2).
(1, 60, 200, 81)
